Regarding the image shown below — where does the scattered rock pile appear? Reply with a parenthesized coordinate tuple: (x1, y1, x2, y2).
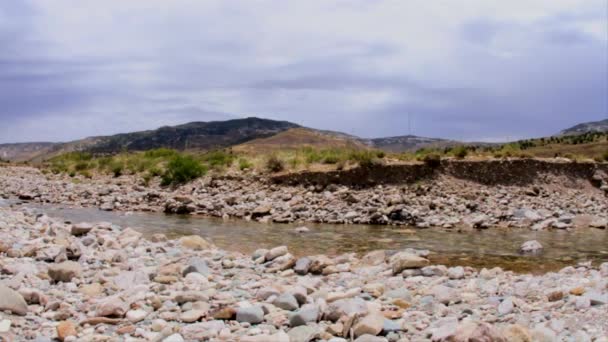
(0, 207, 607, 340)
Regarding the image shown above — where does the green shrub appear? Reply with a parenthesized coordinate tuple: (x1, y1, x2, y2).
(143, 148, 178, 159)
(161, 155, 206, 186)
(109, 161, 124, 177)
(79, 170, 93, 179)
(202, 150, 235, 169)
(266, 155, 285, 173)
(452, 146, 468, 159)
(148, 167, 163, 177)
(423, 153, 441, 167)
(238, 158, 253, 171)
(74, 162, 89, 171)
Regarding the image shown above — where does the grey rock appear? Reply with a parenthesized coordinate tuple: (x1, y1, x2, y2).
(236, 306, 265, 324)
(273, 293, 299, 311)
(71, 222, 94, 236)
(294, 257, 312, 275)
(289, 304, 319, 327)
(288, 325, 319, 342)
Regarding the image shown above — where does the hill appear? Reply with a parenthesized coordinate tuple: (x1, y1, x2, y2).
(233, 128, 368, 153)
(559, 119, 608, 136)
(0, 142, 57, 162)
(364, 135, 451, 153)
(0, 118, 300, 162)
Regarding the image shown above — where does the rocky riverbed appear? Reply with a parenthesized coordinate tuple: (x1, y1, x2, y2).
(1, 166, 607, 230)
(1, 206, 608, 341)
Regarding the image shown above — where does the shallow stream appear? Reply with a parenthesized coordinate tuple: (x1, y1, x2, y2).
(3, 199, 608, 273)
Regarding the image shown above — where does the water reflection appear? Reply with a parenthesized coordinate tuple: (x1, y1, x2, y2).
(6, 201, 608, 273)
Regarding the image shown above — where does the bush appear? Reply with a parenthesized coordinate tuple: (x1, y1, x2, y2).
(79, 170, 93, 179)
(238, 158, 253, 171)
(603, 150, 608, 162)
(266, 155, 285, 173)
(109, 161, 124, 177)
(161, 155, 206, 186)
(202, 150, 235, 168)
(422, 153, 441, 167)
(144, 148, 178, 159)
(452, 146, 468, 159)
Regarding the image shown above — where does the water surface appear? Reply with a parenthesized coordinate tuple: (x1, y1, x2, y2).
(4, 199, 608, 273)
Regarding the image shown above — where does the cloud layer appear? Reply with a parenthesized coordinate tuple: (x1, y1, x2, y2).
(0, 0, 606, 143)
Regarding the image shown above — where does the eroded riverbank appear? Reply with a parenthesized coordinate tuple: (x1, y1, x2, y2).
(1, 164, 607, 231)
(0, 206, 608, 341)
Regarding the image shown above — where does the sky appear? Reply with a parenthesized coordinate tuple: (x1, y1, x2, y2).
(0, 0, 606, 143)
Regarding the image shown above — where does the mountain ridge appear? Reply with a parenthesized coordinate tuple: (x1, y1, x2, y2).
(559, 119, 608, 136)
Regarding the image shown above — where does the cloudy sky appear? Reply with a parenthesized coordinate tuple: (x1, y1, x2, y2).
(0, 0, 606, 143)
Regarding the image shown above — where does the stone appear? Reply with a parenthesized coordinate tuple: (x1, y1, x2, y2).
(56, 321, 77, 341)
(325, 298, 368, 322)
(182, 257, 209, 276)
(48, 261, 82, 283)
(289, 304, 319, 327)
(179, 235, 212, 250)
(273, 293, 299, 311)
(353, 314, 385, 337)
(71, 222, 93, 236)
(96, 296, 128, 317)
(241, 331, 290, 342)
(447, 266, 465, 279)
(126, 309, 147, 323)
(0, 283, 28, 316)
(265, 246, 288, 261)
(389, 252, 429, 274)
(79, 283, 104, 297)
(360, 250, 386, 266)
(530, 326, 556, 342)
(354, 335, 387, 342)
(0, 320, 10, 333)
(501, 324, 532, 342)
(431, 285, 458, 305)
(236, 306, 265, 324)
(589, 218, 607, 229)
(444, 321, 506, 342)
(294, 257, 312, 275)
(547, 291, 563, 302)
(519, 240, 543, 254)
(288, 325, 319, 342)
(498, 297, 514, 316)
(180, 309, 205, 323)
(163, 334, 185, 342)
(114, 270, 149, 290)
(295, 226, 310, 233)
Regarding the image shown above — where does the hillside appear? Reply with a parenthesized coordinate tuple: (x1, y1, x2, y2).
(0, 118, 300, 162)
(364, 135, 451, 153)
(0, 142, 57, 162)
(233, 128, 368, 153)
(560, 118, 608, 135)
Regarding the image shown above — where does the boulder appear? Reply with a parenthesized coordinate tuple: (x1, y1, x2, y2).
(519, 240, 543, 254)
(179, 235, 212, 250)
(48, 261, 82, 283)
(0, 284, 28, 316)
(265, 246, 288, 261)
(273, 293, 299, 311)
(353, 314, 384, 337)
(71, 222, 94, 236)
(236, 306, 264, 324)
(289, 304, 319, 327)
(390, 252, 430, 274)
